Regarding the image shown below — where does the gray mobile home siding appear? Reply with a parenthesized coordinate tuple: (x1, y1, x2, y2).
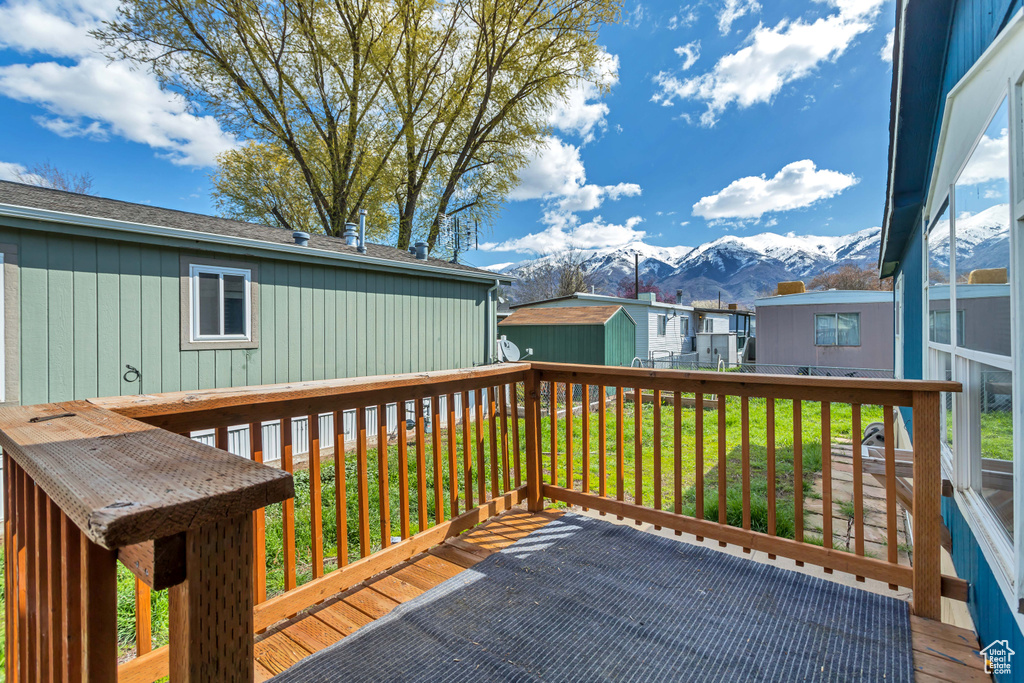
(5, 220, 488, 405)
(757, 301, 893, 371)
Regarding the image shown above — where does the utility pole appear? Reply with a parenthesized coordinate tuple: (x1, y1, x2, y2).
(634, 254, 639, 299)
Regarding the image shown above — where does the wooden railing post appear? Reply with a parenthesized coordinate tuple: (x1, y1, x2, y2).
(524, 369, 544, 512)
(169, 513, 254, 683)
(912, 392, 942, 620)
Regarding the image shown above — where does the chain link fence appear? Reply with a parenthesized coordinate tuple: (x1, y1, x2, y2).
(633, 353, 892, 379)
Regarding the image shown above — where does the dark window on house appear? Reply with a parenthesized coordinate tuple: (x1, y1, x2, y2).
(657, 314, 667, 336)
(815, 313, 860, 346)
(190, 265, 251, 341)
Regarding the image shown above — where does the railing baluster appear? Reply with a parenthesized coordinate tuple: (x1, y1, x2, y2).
(432, 395, 445, 523)
(35, 483, 50, 681)
(17, 465, 29, 677)
(378, 403, 391, 547)
(674, 390, 682, 536)
(717, 395, 727, 546)
(415, 400, 428, 531)
(81, 534, 117, 680)
(615, 386, 624, 519)
(448, 392, 459, 516)
(250, 421, 268, 599)
(334, 410, 348, 567)
(487, 387, 499, 500)
(499, 385, 511, 493)
(565, 384, 574, 492)
(654, 389, 662, 528)
(599, 385, 607, 508)
(695, 393, 704, 541)
(397, 402, 410, 540)
(852, 404, 865, 581)
(634, 387, 643, 521)
(135, 578, 151, 655)
(767, 399, 776, 559)
(61, 510, 81, 683)
(282, 417, 297, 587)
(511, 384, 522, 487)
(25, 472, 37, 678)
(3, 454, 14, 683)
(524, 372, 543, 512)
(741, 395, 751, 553)
(793, 400, 804, 566)
(550, 382, 559, 493)
(476, 389, 486, 504)
(821, 402, 833, 571)
(462, 390, 473, 509)
(310, 413, 325, 573)
(356, 408, 371, 557)
(884, 406, 897, 589)
(582, 385, 591, 507)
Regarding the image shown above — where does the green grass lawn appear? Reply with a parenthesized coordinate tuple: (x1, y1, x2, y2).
(1, 393, 886, 670)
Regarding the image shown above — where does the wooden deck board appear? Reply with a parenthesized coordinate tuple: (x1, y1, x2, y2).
(244, 508, 984, 683)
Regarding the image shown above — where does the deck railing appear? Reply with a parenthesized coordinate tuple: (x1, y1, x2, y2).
(1, 362, 963, 681)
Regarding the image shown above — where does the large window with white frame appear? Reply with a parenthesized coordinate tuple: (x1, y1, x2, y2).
(925, 95, 1015, 546)
(189, 264, 252, 342)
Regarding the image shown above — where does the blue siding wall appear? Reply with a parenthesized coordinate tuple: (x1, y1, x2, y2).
(943, 497, 1024, 680)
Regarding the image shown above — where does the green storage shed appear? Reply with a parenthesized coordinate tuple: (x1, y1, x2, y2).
(498, 305, 636, 367)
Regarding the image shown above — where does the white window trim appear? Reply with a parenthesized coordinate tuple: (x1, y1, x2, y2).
(189, 264, 253, 343)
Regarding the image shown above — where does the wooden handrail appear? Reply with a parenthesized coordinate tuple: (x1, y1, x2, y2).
(91, 364, 529, 432)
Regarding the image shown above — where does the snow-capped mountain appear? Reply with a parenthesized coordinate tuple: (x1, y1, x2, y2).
(490, 219, 999, 305)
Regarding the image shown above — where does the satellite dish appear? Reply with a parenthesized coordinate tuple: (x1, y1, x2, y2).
(497, 336, 521, 362)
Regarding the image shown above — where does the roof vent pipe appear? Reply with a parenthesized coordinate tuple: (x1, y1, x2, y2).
(414, 241, 429, 260)
(343, 222, 357, 247)
(357, 209, 367, 254)
(292, 230, 310, 246)
(676, 289, 683, 305)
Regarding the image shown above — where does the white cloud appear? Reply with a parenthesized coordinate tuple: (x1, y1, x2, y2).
(959, 128, 1008, 186)
(718, 0, 761, 35)
(0, 161, 39, 184)
(674, 42, 701, 70)
(652, 0, 884, 125)
(481, 215, 647, 254)
(0, 1, 235, 167)
(548, 51, 619, 144)
(0, 59, 236, 167)
(881, 28, 894, 63)
(667, 6, 699, 30)
(692, 159, 858, 221)
(0, 0, 118, 59)
(509, 137, 587, 201)
(511, 136, 642, 214)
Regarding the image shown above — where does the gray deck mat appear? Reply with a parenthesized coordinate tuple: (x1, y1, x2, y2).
(273, 513, 913, 682)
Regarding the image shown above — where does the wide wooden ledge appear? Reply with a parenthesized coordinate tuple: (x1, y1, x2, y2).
(0, 400, 294, 550)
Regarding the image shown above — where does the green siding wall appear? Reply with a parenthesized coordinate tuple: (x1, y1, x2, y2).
(603, 311, 637, 367)
(5, 225, 488, 404)
(500, 311, 635, 367)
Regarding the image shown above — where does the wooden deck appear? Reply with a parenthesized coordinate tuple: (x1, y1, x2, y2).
(251, 508, 989, 682)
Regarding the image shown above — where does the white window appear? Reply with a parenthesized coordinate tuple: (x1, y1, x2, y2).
(814, 313, 860, 346)
(657, 314, 667, 336)
(679, 316, 689, 336)
(190, 265, 252, 342)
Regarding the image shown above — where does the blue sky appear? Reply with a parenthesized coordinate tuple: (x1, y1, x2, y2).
(0, 1, 896, 269)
